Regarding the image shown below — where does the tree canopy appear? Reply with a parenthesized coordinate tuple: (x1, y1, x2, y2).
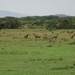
(0, 15, 75, 30)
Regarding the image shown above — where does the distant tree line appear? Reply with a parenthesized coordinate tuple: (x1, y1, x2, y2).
(0, 17, 21, 29)
(0, 15, 75, 30)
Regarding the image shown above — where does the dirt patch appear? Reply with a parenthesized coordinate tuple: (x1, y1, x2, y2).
(69, 58, 75, 61)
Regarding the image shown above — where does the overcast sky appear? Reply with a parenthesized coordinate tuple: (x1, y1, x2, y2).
(0, 0, 75, 16)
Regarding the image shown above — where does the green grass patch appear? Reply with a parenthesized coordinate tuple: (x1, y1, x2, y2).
(0, 29, 75, 75)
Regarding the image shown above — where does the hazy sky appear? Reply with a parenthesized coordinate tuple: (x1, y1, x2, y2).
(0, 0, 75, 16)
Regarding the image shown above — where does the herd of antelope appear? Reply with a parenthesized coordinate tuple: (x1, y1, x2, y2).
(24, 31, 75, 40)
(24, 33, 58, 39)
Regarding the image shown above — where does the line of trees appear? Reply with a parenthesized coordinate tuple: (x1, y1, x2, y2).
(0, 17, 21, 29)
(0, 15, 75, 30)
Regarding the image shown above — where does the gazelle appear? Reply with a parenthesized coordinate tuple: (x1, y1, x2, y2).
(42, 34, 48, 39)
(33, 33, 41, 39)
(71, 33, 75, 38)
(74, 33, 75, 36)
(51, 34, 58, 39)
(71, 35, 74, 38)
(24, 34, 29, 39)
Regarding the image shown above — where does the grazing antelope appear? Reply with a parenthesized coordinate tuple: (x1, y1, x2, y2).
(71, 33, 75, 38)
(71, 35, 74, 38)
(24, 34, 29, 39)
(33, 33, 41, 39)
(42, 34, 48, 39)
(74, 33, 75, 36)
(51, 34, 58, 39)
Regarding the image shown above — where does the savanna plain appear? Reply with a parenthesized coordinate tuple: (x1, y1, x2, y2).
(0, 29, 75, 75)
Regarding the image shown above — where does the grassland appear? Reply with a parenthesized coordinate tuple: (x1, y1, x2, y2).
(0, 29, 75, 75)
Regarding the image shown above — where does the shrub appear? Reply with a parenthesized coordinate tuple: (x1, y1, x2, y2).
(68, 41, 75, 45)
(73, 62, 75, 66)
(61, 38, 68, 41)
(47, 45, 53, 47)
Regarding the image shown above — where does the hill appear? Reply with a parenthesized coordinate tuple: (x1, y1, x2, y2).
(55, 14, 68, 17)
(0, 10, 27, 17)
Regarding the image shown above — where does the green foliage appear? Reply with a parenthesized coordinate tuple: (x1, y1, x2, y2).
(0, 17, 21, 29)
(73, 62, 75, 67)
(19, 16, 75, 30)
(0, 15, 75, 29)
(68, 40, 75, 45)
(45, 20, 57, 30)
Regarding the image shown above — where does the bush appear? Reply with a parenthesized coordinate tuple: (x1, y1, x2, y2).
(73, 62, 75, 66)
(68, 41, 75, 45)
